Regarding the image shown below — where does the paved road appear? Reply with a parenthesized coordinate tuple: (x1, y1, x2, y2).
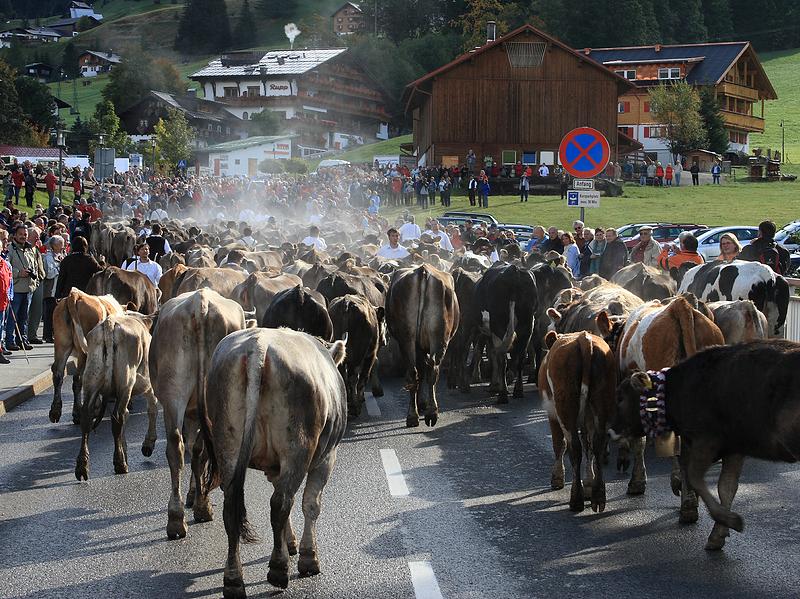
(1, 377, 799, 599)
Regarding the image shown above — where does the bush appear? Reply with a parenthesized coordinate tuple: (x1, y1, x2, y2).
(283, 158, 308, 175)
(258, 159, 284, 174)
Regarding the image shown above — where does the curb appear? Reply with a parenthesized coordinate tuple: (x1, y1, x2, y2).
(0, 370, 53, 417)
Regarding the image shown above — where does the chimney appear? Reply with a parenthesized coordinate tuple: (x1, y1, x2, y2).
(107, 48, 113, 57)
(583, 48, 591, 55)
(486, 21, 496, 43)
(655, 44, 662, 52)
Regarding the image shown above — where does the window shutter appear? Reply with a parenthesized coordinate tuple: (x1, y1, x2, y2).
(624, 101, 630, 113)
(644, 102, 650, 112)
(643, 127, 650, 138)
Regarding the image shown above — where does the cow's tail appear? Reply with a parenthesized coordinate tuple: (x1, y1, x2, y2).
(196, 296, 221, 493)
(674, 296, 698, 357)
(415, 266, 428, 346)
(499, 301, 517, 353)
(577, 332, 593, 425)
(66, 294, 99, 355)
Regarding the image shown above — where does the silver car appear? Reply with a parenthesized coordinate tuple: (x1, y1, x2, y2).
(694, 226, 759, 261)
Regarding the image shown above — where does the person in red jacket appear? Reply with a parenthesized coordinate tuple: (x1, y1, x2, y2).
(11, 167, 24, 204)
(0, 232, 12, 363)
(655, 162, 665, 186)
(44, 169, 58, 202)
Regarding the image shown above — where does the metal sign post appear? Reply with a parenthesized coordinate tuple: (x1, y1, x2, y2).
(559, 127, 610, 223)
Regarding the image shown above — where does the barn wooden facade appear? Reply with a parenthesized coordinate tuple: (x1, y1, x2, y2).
(403, 24, 634, 169)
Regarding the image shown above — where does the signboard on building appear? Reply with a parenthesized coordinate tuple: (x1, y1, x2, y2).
(265, 80, 293, 96)
(567, 190, 601, 208)
(263, 141, 291, 158)
(129, 153, 142, 169)
(399, 155, 417, 169)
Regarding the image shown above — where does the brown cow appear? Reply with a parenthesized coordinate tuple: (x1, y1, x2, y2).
(539, 330, 616, 513)
(385, 264, 459, 427)
(231, 272, 302, 323)
(707, 300, 768, 344)
(49, 289, 125, 424)
(158, 263, 189, 303)
(86, 266, 159, 314)
(174, 267, 248, 299)
(75, 312, 157, 480)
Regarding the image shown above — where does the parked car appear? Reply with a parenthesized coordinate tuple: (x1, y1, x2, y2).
(694, 226, 759, 261)
(623, 223, 709, 249)
(499, 223, 534, 244)
(616, 223, 658, 242)
(775, 220, 800, 253)
(437, 215, 492, 230)
(442, 210, 500, 226)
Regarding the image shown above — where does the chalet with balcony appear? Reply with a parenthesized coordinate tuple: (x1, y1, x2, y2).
(79, 50, 121, 77)
(0, 27, 62, 48)
(118, 90, 247, 150)
(191, 48, 390, 157)
(332, 2, 365, 35)
(585, 42, 777, 163)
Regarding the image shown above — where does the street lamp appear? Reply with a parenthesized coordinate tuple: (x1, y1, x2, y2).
(780, 120, 785, 164)
(151, 138, 157, 177)
(56, 129, 65, 203)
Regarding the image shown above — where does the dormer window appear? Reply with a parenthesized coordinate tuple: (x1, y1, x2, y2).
(658, 68, 681, 80)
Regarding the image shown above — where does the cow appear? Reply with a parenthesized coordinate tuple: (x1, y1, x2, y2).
(328, 294, 386, 417)
(547, 282, 644, 336)
(679, 260, 789, 337)
(614, 340, 800, 551)
(316, 270, 387, 308)
(196, 328, 347, 594)
(74, 312, 157, 481)
(49, 289, 125, 424)
(230, 272, 302, 323)
(158, 263, 189, 303)
(707, 300, 768, 344)
(445, 268, 483, 392)
(86, 266, 159, 314)
(475, 263, 537, 402)
(385, 264, 459, 427)
(262, 285, 333, 341)
(599, 294, 724, 520)
(611, 262, 677, 301)
(539, 331, 616, 513)
(174, 267, 249, 300)
(149, 289, 253, 539)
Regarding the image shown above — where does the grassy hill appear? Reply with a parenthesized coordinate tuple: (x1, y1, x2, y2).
(324, 135, 412, 164)
(749, 48, 800, 163)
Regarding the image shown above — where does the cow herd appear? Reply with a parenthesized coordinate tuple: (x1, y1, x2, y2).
(47, 217, 800, 596)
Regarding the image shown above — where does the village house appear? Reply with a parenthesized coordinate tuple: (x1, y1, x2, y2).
(24, 63, 55, 83)
(196, 135, 297, 177)
(118, 90, 248, 150)
(0, 27, 62, 48)
(49, 16, 102, 37)
(332, 2, 366, 35)
(69, 1, 103, 20)
(403, 23, 636, 170)
(585, 42, 777, 164)
(191, 48, 390, 157)
(78, 50, 121, 77)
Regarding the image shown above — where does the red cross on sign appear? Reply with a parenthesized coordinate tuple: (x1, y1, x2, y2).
(558, 127, 611, 179)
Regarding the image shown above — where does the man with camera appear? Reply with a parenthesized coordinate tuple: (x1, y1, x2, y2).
(4, 224, 44, 351)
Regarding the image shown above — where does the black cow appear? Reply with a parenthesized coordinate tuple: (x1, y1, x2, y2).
(614, 340, 800, 551)
(328, 294, 386, 417)
(679, 260, 789, 336)
(445, 267, 483, 392)
(475, 263, 538, 402)
(316, 270, 386, 307)
(261, 285, 333, 341)
(530, 263, 573, 378)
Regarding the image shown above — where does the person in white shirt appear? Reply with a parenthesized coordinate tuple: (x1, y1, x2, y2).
(301, 225, 327, 251)
(423, 220, 454, 252)
(240, 227, 257, 250)
(376, 228, 410, 260)
(147, 202, 168, 221)
(538, 163, 550, 177)
(398, 215, 422, 241)
(125, 243, 162, 285)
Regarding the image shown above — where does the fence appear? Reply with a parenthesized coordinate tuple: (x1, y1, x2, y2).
(784, 278, 800, 342)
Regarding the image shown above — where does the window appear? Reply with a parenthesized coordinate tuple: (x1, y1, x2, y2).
(501, 149, 517, 165)
(618, 126, 634, 137)
(658, 67, 681, 80)
(540, 150, 555, 165)
(247, 86, 260, 97)
(223, 87, 239, 98)
(615, 69, 636, 80)
(643, 101, 650, 112)
(242, 111, 248, 120)
(618, 102, 628, 113)
(234, 159, 240, 165)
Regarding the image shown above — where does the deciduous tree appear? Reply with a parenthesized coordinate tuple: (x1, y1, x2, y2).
(87, 99, 132, 155)
(154, 107, 193, 169)
(649, 81, 707, 161)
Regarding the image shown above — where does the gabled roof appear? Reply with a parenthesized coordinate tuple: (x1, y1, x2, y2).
(119, 90, 243, 124)
(80, 50, 121, 64)
(1, 27, 62, 38)
(0, 145, 60, 159)
(71, 1, 94, 8)
(585, 41, 777, 99)
(333, 2, 362, 14)
(50, 16, 100, 27)
(403, 24, 634, 112)
(202, 135, 297, 153)
(192, 48, 347, 79)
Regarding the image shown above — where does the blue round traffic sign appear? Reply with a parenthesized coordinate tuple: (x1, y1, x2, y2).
(558, 127, 610, 179)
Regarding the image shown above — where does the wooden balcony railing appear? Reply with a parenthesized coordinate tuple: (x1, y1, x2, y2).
(721, 110, 765, 133)
(719, 82, 760, 102)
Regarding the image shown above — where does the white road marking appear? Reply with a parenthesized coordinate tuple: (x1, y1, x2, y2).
(409, 560, 444, 599)
(365, 395, 381, 417)
(380, 449, 409, 496)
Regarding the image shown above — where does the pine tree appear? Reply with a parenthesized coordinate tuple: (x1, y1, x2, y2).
(664, 0, 708, 43)
(234, 0, 257, 48)
(0, 59, 33, 145)
(176, 0, 231, 54)
(699, 86, 730, 154)
(260, 0, 297, 20)
(702, 0, 733, 40)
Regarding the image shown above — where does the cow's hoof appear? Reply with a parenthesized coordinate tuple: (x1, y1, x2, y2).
(287, 540, 298, 556)
(626, 480, 646, 496)
(371, 387, 384, 398)
(705, 525, 729, 551)
(223, 578, 247, 599)
(166, 518, 188, 540)
(267, 567, 289, 589)
(423, 413, 438, 427)
(185, 491, 195, 509)
(569, 498, 585, 513)
(49, 406, 62, 423)
(550, 475, 564, 490)
(193, 502, 214, 523)
(141, 441, 154, 458)
(670, 473, 682, 497)
(679, 506, 699, 524)
(75, 462, 89, 481)
(591, 486, 606, 513)
(406, 416, 420, 428)
(298, 552, 321, 577)
(114, 462, 129, 475)
(513, 386, 524, 399)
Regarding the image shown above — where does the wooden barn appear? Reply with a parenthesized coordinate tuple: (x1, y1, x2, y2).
(403, 24, 636, 169)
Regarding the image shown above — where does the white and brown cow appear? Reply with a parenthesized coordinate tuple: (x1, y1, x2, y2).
(149, 288, 253, 540)
(74, 312, 157, 480)
(599, 294, 724, 522)
(386, 264, 459, 427)
(539, 331, 616, 513)
(50, 289, 125, 424)
(547, 282, 644, 337)
(197, 328, 347, 595)
(679, 260, 789, 337)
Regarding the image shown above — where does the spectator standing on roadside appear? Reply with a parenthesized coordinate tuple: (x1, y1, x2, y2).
(468, 176, 478, 206)
(716, 232, 742, 263)
(646, 161, 656, 185)
(599, 227, 628, 279)
(54, 235, 102, 299)
(0, 231, 11, 364)
(711, 161, 722, 184)
(41, 234, 65, 343)
(24, 169, 36, 208)
(639, 161, 648, 186)
(541, 226, 564, 254)
(630, 225, 661, 268)
(44, 169, 58, 202)
(690, 162, 700, 186)
(579, 229, 594, 275)
(739, 220, 790, 275)
(11, 166, 23, 204)
(25, 226, 46, 344)
(525, 226, 546, 253)
(655, 162, 664, 186)
(665, 163, 674, 187)
(658, 234, 704, 272)
(519, 172, 529, 203)
(674, 161, 683, 186)
(561, 232, 581, 277)
(5, 224, 44, 350)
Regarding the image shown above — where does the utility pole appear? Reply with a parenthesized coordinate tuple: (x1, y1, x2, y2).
(374, 0, 377, 35)
(780, 119, 785, 164)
